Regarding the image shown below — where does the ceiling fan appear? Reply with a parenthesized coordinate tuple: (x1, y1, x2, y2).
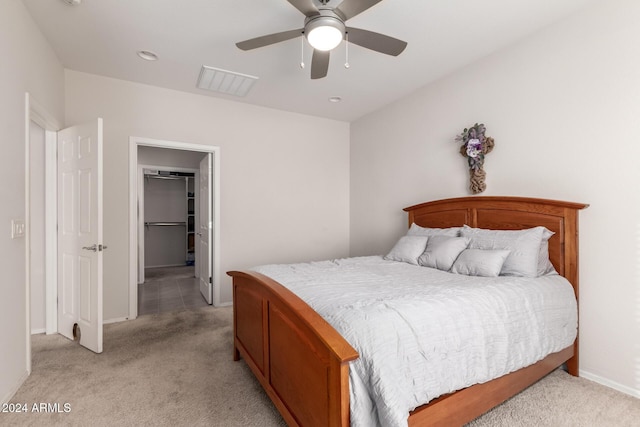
(236, 0, 407, 79)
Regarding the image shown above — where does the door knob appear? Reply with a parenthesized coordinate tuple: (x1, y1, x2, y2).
(82, 244, 97, 252)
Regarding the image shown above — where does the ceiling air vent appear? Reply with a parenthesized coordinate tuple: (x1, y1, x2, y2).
(196, 66, 258, 97)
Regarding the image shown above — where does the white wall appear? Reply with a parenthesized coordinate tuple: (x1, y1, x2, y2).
(350, 0, 640, 396)
(138, 146, 206, 169)
(65, 70, 351, 320)
(0, 0, 64, 403)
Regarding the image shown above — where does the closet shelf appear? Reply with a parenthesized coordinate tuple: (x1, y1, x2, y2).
(145, 221, 187, 227)
(145, 175, 187, 181)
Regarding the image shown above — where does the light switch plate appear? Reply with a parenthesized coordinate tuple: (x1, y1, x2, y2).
(11, 219, 25, 239)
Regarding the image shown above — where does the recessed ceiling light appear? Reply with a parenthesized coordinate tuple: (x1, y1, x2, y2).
(61, 0, 81, 5)
(328, 96, 342, 103)
(137, 50, 158, 61)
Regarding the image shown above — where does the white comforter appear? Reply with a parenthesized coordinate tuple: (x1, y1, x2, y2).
(252, 256, 577, 427)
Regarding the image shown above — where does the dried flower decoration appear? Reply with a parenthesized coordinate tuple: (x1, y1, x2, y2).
(455, 123, 494, 194)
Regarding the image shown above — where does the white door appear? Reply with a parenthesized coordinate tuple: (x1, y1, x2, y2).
(199, 154, 212, 304)
(57, 118, 104, 353)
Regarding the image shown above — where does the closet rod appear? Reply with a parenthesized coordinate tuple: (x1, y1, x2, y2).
(145, 221, 187, 226)
(144, 175, 187, 181)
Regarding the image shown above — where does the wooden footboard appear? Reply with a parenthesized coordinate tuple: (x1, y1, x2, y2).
(228, 270, 358, 427)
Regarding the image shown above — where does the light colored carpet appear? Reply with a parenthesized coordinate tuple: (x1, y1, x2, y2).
(5, 307, 285, 427)
(4, 306, 639, 426)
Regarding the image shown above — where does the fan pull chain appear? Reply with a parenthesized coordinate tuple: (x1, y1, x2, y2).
(300, 36, 305, 69)
(344, 32, 350, 69)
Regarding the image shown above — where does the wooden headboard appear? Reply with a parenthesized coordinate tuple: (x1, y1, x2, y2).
(403, 196, 588, 287)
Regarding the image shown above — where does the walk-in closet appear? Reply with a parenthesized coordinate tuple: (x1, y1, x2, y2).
(137, 146, 211, 315)
(143, 170, 195, 271)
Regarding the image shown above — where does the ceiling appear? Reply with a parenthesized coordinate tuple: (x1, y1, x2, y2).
(23, 0, 599, 122)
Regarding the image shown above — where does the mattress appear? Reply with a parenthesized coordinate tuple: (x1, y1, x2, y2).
(252, 256, 578, 427)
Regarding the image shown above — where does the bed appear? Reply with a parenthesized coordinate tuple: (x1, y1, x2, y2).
(227, 196, 588, 426)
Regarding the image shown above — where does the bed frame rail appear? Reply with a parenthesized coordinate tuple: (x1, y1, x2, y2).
(408, 346, 574, 426)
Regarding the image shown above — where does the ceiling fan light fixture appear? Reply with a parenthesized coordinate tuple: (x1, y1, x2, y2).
(235, 0, 407, 79)
(305, 16, 345, 51)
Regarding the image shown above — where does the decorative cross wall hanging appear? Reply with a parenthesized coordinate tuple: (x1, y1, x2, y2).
(455, 123, 494, 194)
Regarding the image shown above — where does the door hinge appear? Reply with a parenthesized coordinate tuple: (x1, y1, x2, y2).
(209, 276, 212, 284)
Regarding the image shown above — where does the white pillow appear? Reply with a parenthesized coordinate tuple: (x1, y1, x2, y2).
(384, 236, 429, 265)
(407, 223, 460, 237)
(451, 249, 511, 277)
(538, 228, 557, 276)
(417, 236, 470, 271)
(460, 225, 546, 277)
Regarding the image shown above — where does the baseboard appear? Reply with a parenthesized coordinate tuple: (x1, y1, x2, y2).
(145, 263, 188, 268)
(30, 328, 46, 335)
(104, 317, 129, 325)
(579, 369, 640, 398)
(1, 370, 29, 404)
(216, 301, 233, 307)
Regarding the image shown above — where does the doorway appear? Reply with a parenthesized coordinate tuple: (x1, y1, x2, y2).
(26, 93, 60, 349)
(138, 164, 202, 315)
(26, 95, 106, 359)
(128, 137, 221, 319)
(29, 120, 47, 335)
(26, 93, 60, 372)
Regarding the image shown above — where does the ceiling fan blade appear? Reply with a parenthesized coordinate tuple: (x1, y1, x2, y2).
(345, 27, 407, 56)
(334, 0, 383, 21)
(311, 49, 330, 79)
(236, 28, 303, 51)
(286, 0, 320, 17)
